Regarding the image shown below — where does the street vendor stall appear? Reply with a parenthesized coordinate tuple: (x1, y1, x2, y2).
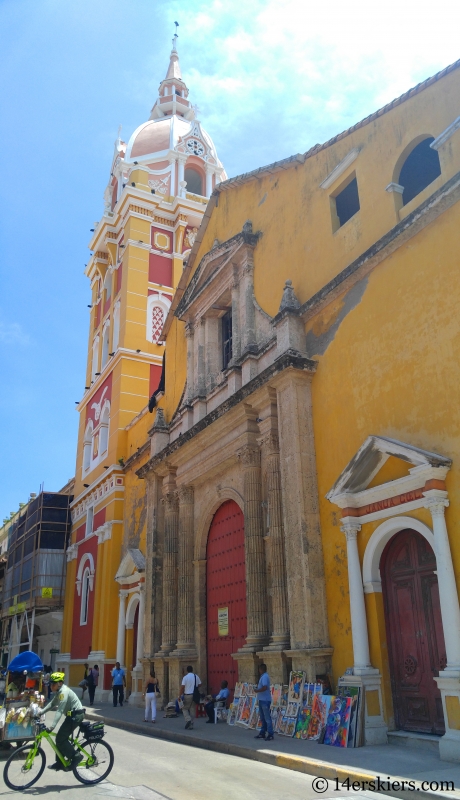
(0, 651, 45, 743)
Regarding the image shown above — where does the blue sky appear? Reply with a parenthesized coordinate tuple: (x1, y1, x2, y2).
(0, 0, 458, 517)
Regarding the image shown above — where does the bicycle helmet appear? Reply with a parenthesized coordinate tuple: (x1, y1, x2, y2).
(50, 672, 65, 683)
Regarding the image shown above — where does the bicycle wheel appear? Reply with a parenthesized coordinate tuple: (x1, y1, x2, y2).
(3, 742, 46, 791)
(72, 739, 114, 785)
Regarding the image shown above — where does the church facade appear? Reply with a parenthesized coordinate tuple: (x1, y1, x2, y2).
(60, 37, 225, 703)
(136, 60, 460, 760)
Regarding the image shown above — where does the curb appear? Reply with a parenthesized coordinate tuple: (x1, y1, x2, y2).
(86, 710, 460, 800)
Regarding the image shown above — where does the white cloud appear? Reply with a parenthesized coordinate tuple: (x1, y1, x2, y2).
(0, 321, 30, 346)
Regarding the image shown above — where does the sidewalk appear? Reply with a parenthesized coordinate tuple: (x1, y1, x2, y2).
(86, 700, 460, 799)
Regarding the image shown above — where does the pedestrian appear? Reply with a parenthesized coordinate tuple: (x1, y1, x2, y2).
(143, 671, 159, 723)
(111, 661, 126, 707)
(178, 665, 201, 730)
(254, 663, 274, 741)
(205, 680, 230, 723)
(41, 672, 85, 771)
(87, 664, 99, 706)
(79, 663, 89, 701)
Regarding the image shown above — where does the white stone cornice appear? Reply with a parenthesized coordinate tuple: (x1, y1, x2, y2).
(431, 116, 460, 150)
(320, 147, 361, 189)
(66, 543, 78, 562)
(333, 465, 448, 510)
(385, 182, 404, 194)
(96, 521, 115, 544)
(125, 238, 151, 250)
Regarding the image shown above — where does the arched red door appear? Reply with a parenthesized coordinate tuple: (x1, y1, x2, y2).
(206, 500, 247, 695)
(381, 529, 446, 734)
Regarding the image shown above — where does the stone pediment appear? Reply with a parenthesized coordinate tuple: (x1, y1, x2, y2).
(327, 435, 451, 512)
(176, 222, 260, 319)
(115, 548, 146, 582)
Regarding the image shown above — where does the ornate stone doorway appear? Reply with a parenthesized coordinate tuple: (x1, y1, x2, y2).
(206, 500, 247, 694)
(381, 529, 446, 734)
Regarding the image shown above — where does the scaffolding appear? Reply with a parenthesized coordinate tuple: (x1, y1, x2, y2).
(1, 492, 72, 663)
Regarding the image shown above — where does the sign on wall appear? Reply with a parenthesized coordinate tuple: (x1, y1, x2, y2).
(41, 587, 53, 599)
(218, 607, 229, 636)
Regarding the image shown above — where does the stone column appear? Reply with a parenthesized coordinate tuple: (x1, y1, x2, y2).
(240, 253, 256, 354)
(261, 431, 289, 649)
(231, 272, 241, 362)
(237, 445, 269, 649)
(176, 486, 196, 651)
(160, 477, 179, 653)
(424, 491, 460, 671)
(185, 322, 195, 403)
(340, 519, 372, 672)
(136, 586, 145, 666)
(205, 166, 213, 198)
(116, 590, 127, 665)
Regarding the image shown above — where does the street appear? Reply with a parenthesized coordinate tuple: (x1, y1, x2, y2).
(0, 723, 394, 800)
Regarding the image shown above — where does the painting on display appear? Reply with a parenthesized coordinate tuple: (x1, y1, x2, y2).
(284, 717, 297, 738)
(234, 683, 242, 698)
(295, 683, 322, 739)
(237, 695, 254, 726)
(337, 682, 363, 747)
(275, 707, 288, 734)
(306, 694, 331, 741)
(227, 699, 240, 725)
(323, 696, 352, 747)
(271, 684, 282, 707)
(286, 701, 300, 718)
(288, 671, 306, 703)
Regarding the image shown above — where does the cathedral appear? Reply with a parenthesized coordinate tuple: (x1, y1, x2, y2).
(62, 40, 460, 761)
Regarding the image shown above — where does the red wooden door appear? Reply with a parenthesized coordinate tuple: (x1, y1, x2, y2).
(381, 529, 446, 734)
(206, 501, 247, 695)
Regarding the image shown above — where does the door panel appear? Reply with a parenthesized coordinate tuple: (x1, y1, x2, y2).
(206, 501, 247, 695)
(381, 529, 445, 734)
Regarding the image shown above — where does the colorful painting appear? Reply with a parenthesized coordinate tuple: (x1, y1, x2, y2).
(337, 684, 363, 747)
(275, 707, 288, 735)
(306, 694, 331, 741)
(271, 684, 282, 707)
(280, 685, 289, 707)
(288, 671, 305, 703)
(246, 683, 256, 697)
(270, 706, 280, 729)
(248, 697, 259, 729)
(323, 695, 352, 747)
(237, 695, 253, 726)
(241, 683, 249, 696)
(234, 683, 242, 698)
(227, 699, 239, 725)
(295, 704, 312, 739)
(286, 701, 300, 718)
(284, 717, 297, 738)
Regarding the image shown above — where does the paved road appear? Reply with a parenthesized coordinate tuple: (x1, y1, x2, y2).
(0, 723, 395, 800)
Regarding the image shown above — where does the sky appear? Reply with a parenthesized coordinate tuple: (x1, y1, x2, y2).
(0, 0, 459, 517)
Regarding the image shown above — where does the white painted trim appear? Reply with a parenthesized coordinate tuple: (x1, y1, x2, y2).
(385, 182, 404, 194)
(125, 592, 140, 627)
(431, 116, 460, 150)
(320, 148, 360, 189)
(333, 465, 448, 509)
(362, 515, 434, 592)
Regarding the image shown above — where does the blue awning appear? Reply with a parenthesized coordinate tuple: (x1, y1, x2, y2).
(8, 650, 43, 673)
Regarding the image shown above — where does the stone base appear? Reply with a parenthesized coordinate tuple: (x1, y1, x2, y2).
(127, 691, 144, 707)
(168, 653, 199, 703)
(340, 671, 388, 746)
(153, 654, 170, 706)
(435, 672, 460, 762)
(284, 648, 333, 682)
(232, 650, 262, 683)
(257, 649, 290, 684)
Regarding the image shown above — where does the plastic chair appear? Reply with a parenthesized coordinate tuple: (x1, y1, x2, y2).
(214, 700, 227, 723)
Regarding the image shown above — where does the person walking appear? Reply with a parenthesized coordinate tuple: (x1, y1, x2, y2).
(111, 661, 126, 707)
(143, 671, 159, 723)
(178, 665, 201, 730)
(79, 663, 89, 701)
(254, 663, 274, 741)
(87, 664, 99, 706)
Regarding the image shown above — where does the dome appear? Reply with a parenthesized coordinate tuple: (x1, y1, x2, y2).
(126, 116, 191, 161)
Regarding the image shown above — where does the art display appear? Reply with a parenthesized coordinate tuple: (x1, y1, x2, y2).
(286, 701, 300, 717)
(275, 707, 288, 735)
(323, 695, 352, 747)
(306, 693, 331, 741)
(236, 694, 253, 726)
(337, 682, 364, 747)
(227, 698, 240, 726)
(284, 717, 297, 737)
(271, 684, 282, 707)
(288, 671, 305, 703)
(234, 683, 242, 698)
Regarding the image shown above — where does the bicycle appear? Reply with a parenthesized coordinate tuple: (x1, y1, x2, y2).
(3, 718, 114, 791)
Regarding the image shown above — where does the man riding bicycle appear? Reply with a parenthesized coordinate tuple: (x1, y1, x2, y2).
(41, 672, 85, 770)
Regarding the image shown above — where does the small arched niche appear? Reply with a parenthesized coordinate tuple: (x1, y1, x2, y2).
(184, 167, 203, 196)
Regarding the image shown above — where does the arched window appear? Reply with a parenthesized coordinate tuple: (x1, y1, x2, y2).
(146, 294, 171, 343)
(104, 271, 112, 303)
(184, 168, 203, 196)
(91, 336, 99, 381)
(101, 321, 110, 369)
(82, 420, 93, 474)
(99, 401, 110, 455)
(81, 568, 91, 624)
(113, 301, 120, 352)
(398, 138, 441, 206)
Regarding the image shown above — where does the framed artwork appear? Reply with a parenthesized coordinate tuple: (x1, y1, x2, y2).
(306, 694, 331, 741)
(288, 671, 306, 703)
(323, 695, 352, 747)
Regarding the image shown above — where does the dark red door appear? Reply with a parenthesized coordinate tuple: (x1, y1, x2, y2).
(206, 501, 247, 695)
(381, 529, 446, 734)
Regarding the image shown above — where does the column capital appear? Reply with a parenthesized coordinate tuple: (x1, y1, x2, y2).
(118, 589, 129, 599)
(258, 431, 280, 456)
(423, 489, 449, 516)
(340, 518, 362, 540)
(237, 445, 260, 468)
(162, 491, 179, 513)
(185, 321, 195, 338)
(178, 485, 194, 505)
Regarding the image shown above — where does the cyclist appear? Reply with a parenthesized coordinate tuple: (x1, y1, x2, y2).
(41, 671, 85, 771)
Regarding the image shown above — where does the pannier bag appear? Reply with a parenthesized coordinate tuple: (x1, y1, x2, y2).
(80, 720, 105, 741)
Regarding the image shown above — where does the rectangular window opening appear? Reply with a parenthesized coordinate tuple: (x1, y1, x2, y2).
(331, 175, 360, 231)
(222, 310, 233, 371)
